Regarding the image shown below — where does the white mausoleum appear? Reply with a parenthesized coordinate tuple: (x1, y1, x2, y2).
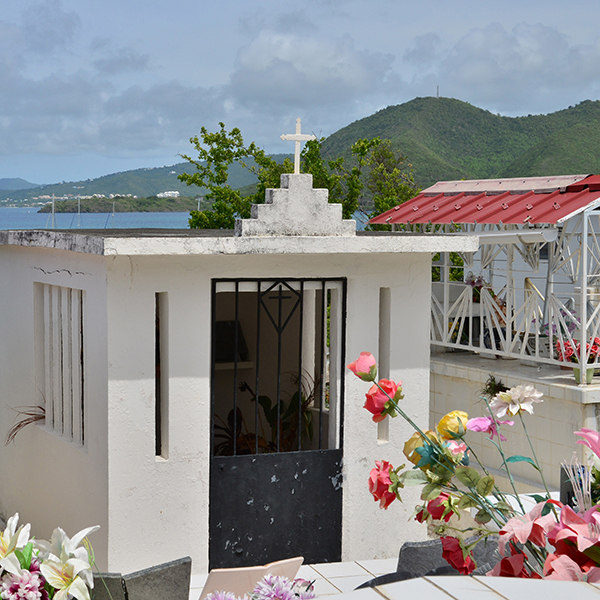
(0, 132, 476, 575)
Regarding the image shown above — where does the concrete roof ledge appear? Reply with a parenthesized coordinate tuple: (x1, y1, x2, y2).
(0, 229, 478, 256)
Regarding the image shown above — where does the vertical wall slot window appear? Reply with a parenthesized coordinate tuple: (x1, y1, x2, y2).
(34, 283, 85, 445)
(155, 292, 169, 458)
(377, 287, 391, 443)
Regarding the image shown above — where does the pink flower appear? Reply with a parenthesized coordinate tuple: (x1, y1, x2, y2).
(498, 501, 558, 555)
(0, 570, 48, 600)
(363, 379, 401, 422)
(574, 428, 600, 459)
(368, 460, 396, 509)
(347, 352, 377, 382)
(447, 440, 467, 455)
(441, 537, 476, 574)
(545, 554, 600, 582)
(548, 504, 600, 553)
(467, 415, 514, 441)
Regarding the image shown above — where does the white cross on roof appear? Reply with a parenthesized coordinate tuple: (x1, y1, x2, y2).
(280, 118, 317, 174)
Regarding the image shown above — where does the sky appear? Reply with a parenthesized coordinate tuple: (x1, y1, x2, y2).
(2, 0, 600, 185)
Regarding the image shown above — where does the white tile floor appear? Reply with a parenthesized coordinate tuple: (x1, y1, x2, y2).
(188, 558, 398, 599)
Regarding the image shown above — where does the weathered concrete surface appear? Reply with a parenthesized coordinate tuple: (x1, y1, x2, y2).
(122, 556, 191, 600)
(236, 174, 356, 237)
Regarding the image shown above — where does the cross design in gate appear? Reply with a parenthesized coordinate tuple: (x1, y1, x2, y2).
(280, 118, 317, 175)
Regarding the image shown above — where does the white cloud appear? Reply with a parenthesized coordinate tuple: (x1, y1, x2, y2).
(20, 0, 81, 56)
(404, 22, 600, 114)
(227, 31, 395, 110)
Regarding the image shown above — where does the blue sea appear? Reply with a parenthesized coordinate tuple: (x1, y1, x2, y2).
(0, 206, 191, 230)
(0, 206, 369, 231)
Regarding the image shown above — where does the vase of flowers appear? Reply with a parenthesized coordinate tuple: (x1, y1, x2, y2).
(556, 337, 599, 383)
(348, 351, 600, 580)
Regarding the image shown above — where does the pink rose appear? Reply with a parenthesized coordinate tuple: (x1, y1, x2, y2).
(347, 352, 377, 381)
(368, 460, 396, 509)
(447, 440, 467, 455)
(364, 379, 401, 422)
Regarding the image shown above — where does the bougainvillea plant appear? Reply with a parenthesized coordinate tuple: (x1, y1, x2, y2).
(349, 352, 600, 580)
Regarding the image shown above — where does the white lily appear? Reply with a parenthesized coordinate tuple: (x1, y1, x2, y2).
(35, 524, 99, 589)
(40, 556, 93, 600)
(0, 513, 31, 576)
(490, 384, 543, 418)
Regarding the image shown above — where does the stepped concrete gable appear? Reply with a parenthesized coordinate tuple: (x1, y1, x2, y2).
(235, 173, 356, 237)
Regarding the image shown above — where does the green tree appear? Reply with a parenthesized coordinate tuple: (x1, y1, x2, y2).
(179, 123, 420, 229)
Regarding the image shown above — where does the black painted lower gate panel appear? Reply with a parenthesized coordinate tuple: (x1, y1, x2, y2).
(209, 449, 343, 569)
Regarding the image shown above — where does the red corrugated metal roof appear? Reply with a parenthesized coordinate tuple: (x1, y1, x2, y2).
(369, 174, 600, 226)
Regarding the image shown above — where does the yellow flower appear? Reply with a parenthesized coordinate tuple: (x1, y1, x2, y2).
(437, 410, 469, 441)
(403, 430, 439, 469)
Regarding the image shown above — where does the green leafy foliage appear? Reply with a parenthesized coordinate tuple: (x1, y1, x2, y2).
(321, 97, 600, 188)
(474, 508, 492, 524)
(454, 466, 481, 488)
(476, 476, 495, 496)
(421, 483, 442, 501)
(399, 469, 429, 486)
(457, 494, 479, 509)
(179, 124, 420, 229)
(506, 455, 540, 470)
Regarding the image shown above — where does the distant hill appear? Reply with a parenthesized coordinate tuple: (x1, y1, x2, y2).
(5, 98, 600, 204)
(0, 178, 39, 190)
(321, 97, 600, 188)
(0, 155, 291, 204)
(37, 195, 208, 213)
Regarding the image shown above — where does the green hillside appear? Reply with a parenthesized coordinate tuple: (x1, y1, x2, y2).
(0, 178, 39, 190)
(5, 98, 600, 205)
(37, 195, 209, 213)
(0, 155, 291, 204)
(322, 97, 600, 188)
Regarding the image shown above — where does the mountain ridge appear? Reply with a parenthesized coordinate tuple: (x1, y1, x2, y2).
(4, 97, 600, 203)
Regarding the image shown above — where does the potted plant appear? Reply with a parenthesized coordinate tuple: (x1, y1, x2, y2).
(556, 338, 600, 384)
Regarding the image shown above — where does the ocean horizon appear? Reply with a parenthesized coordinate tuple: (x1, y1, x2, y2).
(0, 206, 369, 231)
(0, 206, 192, 230)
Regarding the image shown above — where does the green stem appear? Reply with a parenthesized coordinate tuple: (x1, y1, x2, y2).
(462, 439, 513, 511)
(482, 398, 526, 513)
(518, 412, 558, 519)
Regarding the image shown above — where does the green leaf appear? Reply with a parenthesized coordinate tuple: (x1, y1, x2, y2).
(506, 455, 540, 470)
(528, 494, 548, 504)
(476, 476, 495, 496)
(474, 508, 492, 524)
(399, 470, 429, 486)
(421, 483, 442, 501)
(457, 494, 479, 509)
(454, 466, 481, 488)
(494, 501, 513, 515)
(15, 543, 33, 570)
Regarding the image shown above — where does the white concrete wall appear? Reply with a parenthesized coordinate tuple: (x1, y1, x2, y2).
(0, 239, 438, 576)
(430, 354, 600, 493)
(104, 251, 432, 574)
(0, 245, 109, 568)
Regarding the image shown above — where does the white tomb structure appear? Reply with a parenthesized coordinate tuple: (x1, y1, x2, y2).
(0, 124, 476, 576)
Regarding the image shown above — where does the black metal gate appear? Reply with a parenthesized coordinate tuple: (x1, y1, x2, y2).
(209, 278, 346, 569)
